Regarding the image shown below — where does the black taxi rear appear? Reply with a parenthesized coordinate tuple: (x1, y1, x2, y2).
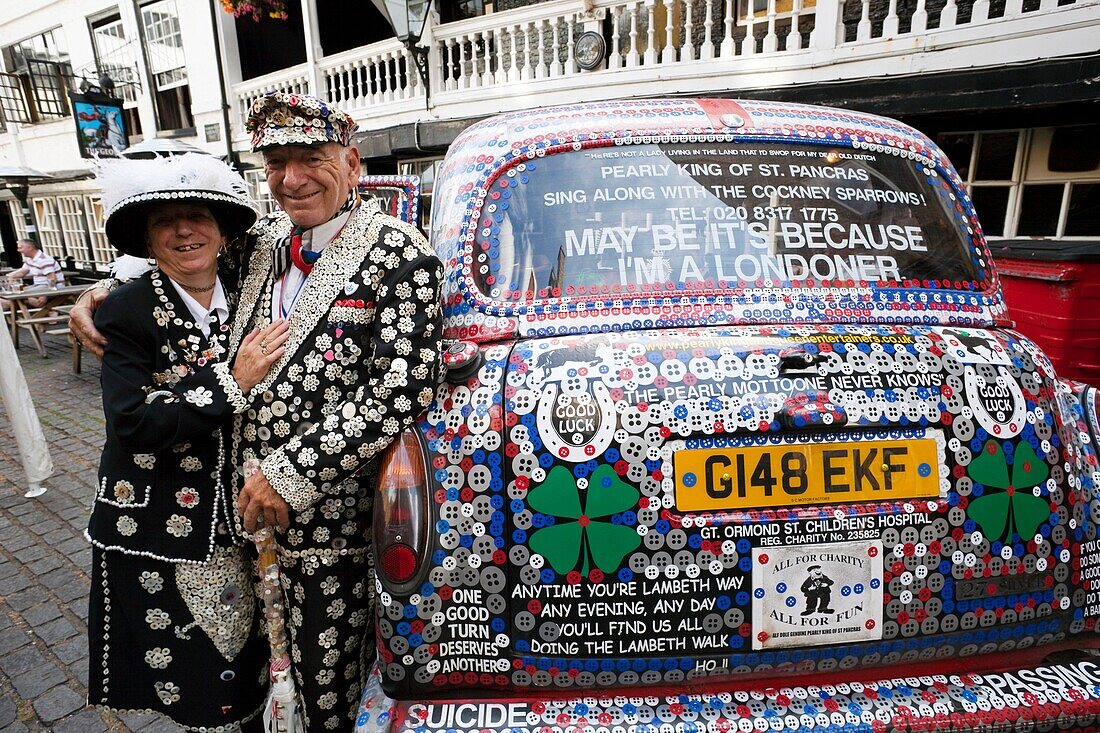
(356, 99, 1100, 733)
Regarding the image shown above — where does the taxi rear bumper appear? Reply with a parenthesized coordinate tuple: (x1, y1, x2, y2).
(356, 654, 1100, 733)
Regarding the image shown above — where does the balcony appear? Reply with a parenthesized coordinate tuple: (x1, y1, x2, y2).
(229, 0, 1100, 143)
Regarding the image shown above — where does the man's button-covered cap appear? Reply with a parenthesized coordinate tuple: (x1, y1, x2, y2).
(245, 91, 358, 151)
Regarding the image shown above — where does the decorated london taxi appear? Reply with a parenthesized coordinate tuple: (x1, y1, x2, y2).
(355, 99, 1100, 733)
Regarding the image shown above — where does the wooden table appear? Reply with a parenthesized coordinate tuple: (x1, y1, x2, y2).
(0, 284, 87, 357)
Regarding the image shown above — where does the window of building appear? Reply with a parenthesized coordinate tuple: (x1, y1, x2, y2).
(743, 0, 817, 17)
(1, 28, 74, 122)
(7, 201, 29, 240)
(31, 198, 64, 260)
(235, 3, 306, 81)
(90, 13, 143, 139)
(317, 0, 391, 55)
(140, 0, 193, 131)
(85, 194, 113, 269)
(937, 125, 1100, 240)
(0, 71, 31, 126)
(937, 130, 1022, 238)
(440, 0, 488, 22)
(57, 195, 91, 263)
(1065, 184, 1100, 237)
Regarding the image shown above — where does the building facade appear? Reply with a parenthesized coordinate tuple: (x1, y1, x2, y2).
(0, 0, 231, 269)
(1, 0, 1098, 270)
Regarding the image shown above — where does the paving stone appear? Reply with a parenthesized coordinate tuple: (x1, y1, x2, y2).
(120, 711, 161, 729)
(0, 644, 46, 677)
(10, 661, 67, 698)
(26, 556, 63, 576)
(58, 537, 89, 556)
(2, 535, 34, 552)
(5, 586, 47, 612)
(52, 635, 87, 664)
(55, 579, 89, 603)
(58, 506, 86, 523)
(0, 571, 32, 594)
(0, 693, 16, 727)
(53, 707, 109, 732)
(39, 568, 77, 591)
(12, 544, 46, 562)
(72, 655, 89, 687)
(33, 683, 85, 722)
(0, 627, 31, 655)
(22, 602, 62, 627)
(2, 719, 30, 733)
(36, 615, 78, 644)
(28, 520, 62, 537)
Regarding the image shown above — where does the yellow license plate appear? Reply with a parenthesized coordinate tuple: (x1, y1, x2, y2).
(675, 439, 940, 511)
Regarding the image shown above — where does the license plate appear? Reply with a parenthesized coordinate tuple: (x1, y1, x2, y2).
(675, 438, 940, 512)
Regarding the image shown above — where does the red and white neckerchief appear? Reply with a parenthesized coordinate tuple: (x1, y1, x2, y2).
(272, 195, 358, 321)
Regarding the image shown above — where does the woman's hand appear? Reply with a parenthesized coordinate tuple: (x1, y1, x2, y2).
(233, 320, 289, 393)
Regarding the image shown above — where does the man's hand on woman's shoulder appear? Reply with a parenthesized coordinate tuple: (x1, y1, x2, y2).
(69, 280, 116, 359)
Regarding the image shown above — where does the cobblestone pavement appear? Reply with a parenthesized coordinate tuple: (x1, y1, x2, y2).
(0, 332, 184, 732)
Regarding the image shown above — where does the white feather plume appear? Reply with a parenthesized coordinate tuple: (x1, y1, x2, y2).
(108, 255, 156, 280)
(96, 153, 253, 217)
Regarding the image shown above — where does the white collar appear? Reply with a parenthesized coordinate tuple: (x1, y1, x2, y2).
(299, 204, 356, 254)
(168, 276, 229, 338)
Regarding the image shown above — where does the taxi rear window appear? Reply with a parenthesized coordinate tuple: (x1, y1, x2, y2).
(472, 141, 981, 302)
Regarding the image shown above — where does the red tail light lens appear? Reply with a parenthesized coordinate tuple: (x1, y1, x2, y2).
(381, 544, 418, 583)
(375, 431, 427, 586)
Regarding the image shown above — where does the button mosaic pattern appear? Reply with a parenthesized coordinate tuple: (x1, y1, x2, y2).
(428, 99, 1005, 344)
(362, 99, 1100, 726)
(373, 324, 1100, 696)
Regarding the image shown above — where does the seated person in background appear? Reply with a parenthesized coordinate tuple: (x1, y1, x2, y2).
(5, 238, 65, 312)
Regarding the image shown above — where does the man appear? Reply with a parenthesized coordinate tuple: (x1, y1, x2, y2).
(5, 238, 65, 313)
(800, 565, 835, 616)
(70, 92, 444, 729)
(231, 91, 441, 729)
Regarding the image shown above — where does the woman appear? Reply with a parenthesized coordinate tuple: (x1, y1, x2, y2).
(87, 154, 287, 730)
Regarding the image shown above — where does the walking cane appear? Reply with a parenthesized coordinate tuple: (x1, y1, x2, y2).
(246, 459, 306, 733)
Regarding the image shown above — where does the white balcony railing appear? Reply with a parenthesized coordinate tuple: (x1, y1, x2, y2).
(230, 0, 1100, 142)
(234, 62, 312, 128)
(319, 39, 426, 114)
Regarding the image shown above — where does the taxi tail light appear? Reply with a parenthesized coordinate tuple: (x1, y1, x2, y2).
(375, 430, 428, 586)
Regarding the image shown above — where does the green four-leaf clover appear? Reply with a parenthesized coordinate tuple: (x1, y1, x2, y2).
(528, 464, 641, 575)
(967, 439, 1050, 543)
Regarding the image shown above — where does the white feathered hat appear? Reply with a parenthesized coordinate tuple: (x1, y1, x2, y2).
(97, 153, 259, 257)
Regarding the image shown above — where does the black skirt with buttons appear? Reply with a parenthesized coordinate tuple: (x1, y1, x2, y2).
(87, 538, 268, 730)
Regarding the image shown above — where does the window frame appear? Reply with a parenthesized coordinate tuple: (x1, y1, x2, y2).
(939, 128, 1024, 239)
(31, 197, 64, 259)
(56, 195, 92, 266)
(243, 169, 277, 216)
(1, 27, 73, 123)
(1017, 126, 1100, 239)
(939, 126, 1100, 240)
(7, 200, 29, 240)
(84, 194, 114, 270)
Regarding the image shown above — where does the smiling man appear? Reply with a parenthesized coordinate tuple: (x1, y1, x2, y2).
(68, 92, 444, 728)
(228, 92, 443, 729)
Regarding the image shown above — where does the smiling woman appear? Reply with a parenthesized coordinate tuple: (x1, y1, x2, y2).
(85, 154, 289, 729)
